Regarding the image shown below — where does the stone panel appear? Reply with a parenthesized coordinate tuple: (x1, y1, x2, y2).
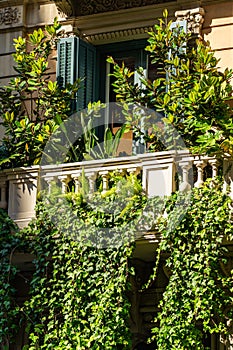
(0, 5, 23, 30)
(0, 30, 21, 54)
(26, 2, 63, 27)
(0, 54, 15, 79)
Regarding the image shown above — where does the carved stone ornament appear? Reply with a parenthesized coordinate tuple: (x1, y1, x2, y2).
(52, 0, 175, 17)
(175, 7, 205, 37)
(86, 26, 152, 44)
(53, 0, 74, 17)
(0, 7, 20, 25)
(79, 0, 174, 16)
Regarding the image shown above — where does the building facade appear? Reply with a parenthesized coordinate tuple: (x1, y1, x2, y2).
(0, 0, 233, 349)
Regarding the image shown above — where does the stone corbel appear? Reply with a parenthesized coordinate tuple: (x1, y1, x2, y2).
(53, 0, 75, 17)
(175, 7, 205, 37)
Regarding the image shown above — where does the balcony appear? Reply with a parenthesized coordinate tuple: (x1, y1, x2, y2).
(0, 150, 232, 230)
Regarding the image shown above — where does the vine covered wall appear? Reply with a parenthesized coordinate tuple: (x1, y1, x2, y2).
(0, 176, 233, 349)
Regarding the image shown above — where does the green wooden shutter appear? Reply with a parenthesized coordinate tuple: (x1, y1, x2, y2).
(77, 40, 96, 110)
(57, 37, 96, 110)
(57, 37, 77, 88)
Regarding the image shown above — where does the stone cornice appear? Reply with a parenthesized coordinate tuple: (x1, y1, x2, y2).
(76, 0, 175, 16)
(85, 26, 152, 44)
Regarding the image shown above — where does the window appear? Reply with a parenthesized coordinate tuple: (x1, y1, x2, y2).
(56, 20, 187, 111)
(56, 20, 187, 153)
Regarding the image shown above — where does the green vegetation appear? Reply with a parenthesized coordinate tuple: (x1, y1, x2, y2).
(0, 19, 80, 168)
(108, 10, 233, 156)
(0, 209, 21, 348)
(149, 181, 233, 349)
(0, 176, 233, 349)
(0, 10, 233, 350)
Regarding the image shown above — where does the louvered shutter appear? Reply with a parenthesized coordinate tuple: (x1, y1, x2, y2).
(166, 19, 187, 90)
(77, 40, 96, 110)
(57, 37, 77, 88)
(57, 37, 96, 111)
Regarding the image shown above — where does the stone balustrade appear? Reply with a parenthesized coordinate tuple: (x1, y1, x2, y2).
(0, 151, 232, 228)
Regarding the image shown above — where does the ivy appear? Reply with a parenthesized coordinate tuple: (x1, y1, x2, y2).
(0, 176, 233, 349)
(0, 209, 21, 348)
(149, 181, 233, 349)
(21, 174, 146, 349)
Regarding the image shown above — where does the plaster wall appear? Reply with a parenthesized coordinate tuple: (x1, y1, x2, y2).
(203, 1, 233, 72)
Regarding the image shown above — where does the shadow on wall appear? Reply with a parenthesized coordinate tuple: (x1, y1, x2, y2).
(202, 2, 233, 35)
(134, 341, 157, 349)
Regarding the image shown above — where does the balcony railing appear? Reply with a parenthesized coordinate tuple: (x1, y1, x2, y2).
(0, 150, 232, 228)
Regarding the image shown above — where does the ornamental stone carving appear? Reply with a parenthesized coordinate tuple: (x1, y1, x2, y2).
(0, 7, 20, 25)
(78, 0, 175, 16)
(53, 0, 74, 17)
(52, 0, 175, 17)
(175, 7, 205, 37)
(86, 26, 152, 44)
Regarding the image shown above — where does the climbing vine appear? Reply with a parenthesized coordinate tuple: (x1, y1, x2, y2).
(0, 209, 22, 348)
(0, 176, 233, 349)
(149, 180, 233, 349)
(21, 173, 145, 350)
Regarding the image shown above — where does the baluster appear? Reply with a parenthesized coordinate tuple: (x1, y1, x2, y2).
(58, 175, 71, 194)
(86, 172, 97, 194)
(44, 176, 55, 195)
(208, 159, 219, 189)
(208, 159, 219, 180)
(179, 162, 192, 192)
(194, 160, 206, 188)
(72, 173, 81, 193)
(0, 181, 7, 209)
(99, 171, 109, 193)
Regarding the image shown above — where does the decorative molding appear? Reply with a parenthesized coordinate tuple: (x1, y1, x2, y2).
(52, 0, 175, 17)
(53, 0, 74, 17)
(0, 6, 20, 25)
(77, 0, 175, 16)
(175, 7, 205, 37)
(85, 26, 152, 44)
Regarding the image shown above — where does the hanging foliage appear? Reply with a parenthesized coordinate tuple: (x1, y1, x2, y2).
(148, 181, 233, 349)
(0, 209, 22, 348)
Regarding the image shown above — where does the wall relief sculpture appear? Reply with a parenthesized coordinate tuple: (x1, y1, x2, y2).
(78, 0, 175, 16)
(52, 0, 175, 17)
(0, 7, 20, 25)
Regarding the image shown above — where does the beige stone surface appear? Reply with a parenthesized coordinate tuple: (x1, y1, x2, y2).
(25, 2, 63, 27)
(0, 30, 21, 54)
(0, 54, 15, 78)
(213, 49, 233, 72)
(204, 24, 233, 51)
(6, 167, 39, 228)
(203, 1, 233, 27)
